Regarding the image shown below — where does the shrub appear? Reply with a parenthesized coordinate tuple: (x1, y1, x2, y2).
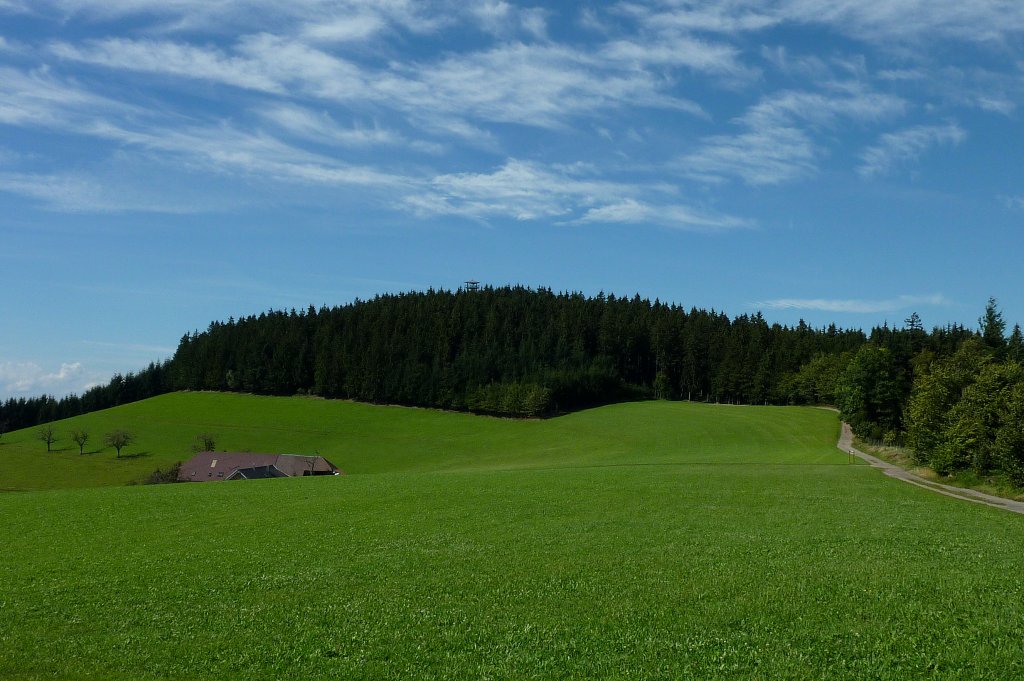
(145, 462, 182, 485)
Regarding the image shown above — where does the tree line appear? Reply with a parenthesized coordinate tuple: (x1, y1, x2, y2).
(901, 301, 1024, 483)
(2, 286, 869, 425)
(2, 287, 1021, 481)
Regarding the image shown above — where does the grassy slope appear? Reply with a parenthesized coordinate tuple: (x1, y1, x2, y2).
(4, 396, 1024, 678)
(0, 392, 844, 491)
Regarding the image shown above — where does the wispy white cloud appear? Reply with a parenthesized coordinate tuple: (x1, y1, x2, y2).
(5, 0, 1014, 231)
(680, 125, 817, 186)
(51, 35, 704, 131)
(403, 158, 749, 229)
(378, 42, 705, 129)
(571, 198, 751, 231)
(0, 65, 135, 128)
(858, 123, 966, 178)
(877, 68, 928, 82)
(0, 360, 85, 396)
(896, 65, 1023, 117)
(257, 103, 431, 151)
(681, 85, 906, 185)
(760, 46, 832, 81)
(755, 293, 950, 314)
(0, 64, 410, 191)
(0, 170, 209, 212)
(775, 0, 1024, 44)
(27, 0, 442, 37)
(85, 122, 411, 188)
(405, 159, 618, 221)
(0, 60, 705, 219)
(50, 38, 287, 92)
(470, 1, 548, 39)
(1001, 195, 1024, 210)
(602, 33, 751, 76)
(619, 3, 777, 34)
(24, 0, 1024, 49)
(741, 84, 905, 130)
(619, 1, 1024, 45)
(301, 13, 387, 43)
(51, 35, 367, 97)
(976, 96, 1016, 116)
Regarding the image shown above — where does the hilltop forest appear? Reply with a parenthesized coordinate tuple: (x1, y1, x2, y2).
(4, 287, 1024, 481)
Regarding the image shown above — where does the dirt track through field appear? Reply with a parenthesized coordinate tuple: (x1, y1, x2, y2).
(839, 423, 1024, 515)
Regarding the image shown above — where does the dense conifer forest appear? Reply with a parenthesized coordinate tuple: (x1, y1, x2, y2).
(4, 287, 1024, 482)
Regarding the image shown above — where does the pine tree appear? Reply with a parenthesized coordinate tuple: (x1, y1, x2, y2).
(979, 296, 1007, 353)
(1009, 324, 1024, 363)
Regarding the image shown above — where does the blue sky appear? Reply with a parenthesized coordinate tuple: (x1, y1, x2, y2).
(2, 0, 1024, 399)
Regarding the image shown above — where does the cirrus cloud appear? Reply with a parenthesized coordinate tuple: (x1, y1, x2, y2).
(858, 123, 966, 178)
(755, 294, 950, 314)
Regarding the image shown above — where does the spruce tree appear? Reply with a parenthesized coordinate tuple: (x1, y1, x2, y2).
(1009, 324, 1024, 363)
(979, 297, 1007, 353)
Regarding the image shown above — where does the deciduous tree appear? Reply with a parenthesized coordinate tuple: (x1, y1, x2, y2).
(69, 429, 89, 456)
(835, 345, 903, 439)
(995, 380, 1024, 483)
(38, 425, 57, 452)
(906, 340, 989, 464)
(104, 430, 134, 458)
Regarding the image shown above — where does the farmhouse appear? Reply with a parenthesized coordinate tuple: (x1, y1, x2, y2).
(178, 452, 340, 482)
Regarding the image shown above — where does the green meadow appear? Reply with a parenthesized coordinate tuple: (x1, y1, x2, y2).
(0, 392, 843, 490)
(3, 395, 1024, 679)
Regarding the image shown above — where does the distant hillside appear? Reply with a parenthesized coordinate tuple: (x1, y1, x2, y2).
(6, 291, 1023, 492)
(0, 392, 842, 491)
(0, 286, 985, 436)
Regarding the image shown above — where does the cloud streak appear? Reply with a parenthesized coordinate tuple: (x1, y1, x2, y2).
(0, 170, 210, 212)
(755, 294, 950, 314)
(404, 159, 749, 229)
(858, 123, 966, 178)
(622, 0, 1024, 45)
(406, 159, 629, 221)
(681, 85, 906, 185)
(50, 35, 705, 133)
(571, 198, 751, 231)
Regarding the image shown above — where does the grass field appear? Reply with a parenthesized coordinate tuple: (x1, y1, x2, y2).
(0, 392, 844, 491)
(3, 395, 1024, 678)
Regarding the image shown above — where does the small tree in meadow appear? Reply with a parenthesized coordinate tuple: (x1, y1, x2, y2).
(38, 425, 57, 452)
(70, 429, 90, 456)
(104, 430, 134, 458)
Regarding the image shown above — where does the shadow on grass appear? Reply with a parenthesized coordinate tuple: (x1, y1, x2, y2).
(115, 451, 151, 460)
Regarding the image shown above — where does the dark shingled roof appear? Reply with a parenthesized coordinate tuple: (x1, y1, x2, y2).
(178, 452, 339, 482)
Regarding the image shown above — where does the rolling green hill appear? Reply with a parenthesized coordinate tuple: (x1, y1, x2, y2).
(4, 395, 1024, 678)
(0, 392, 843, 491)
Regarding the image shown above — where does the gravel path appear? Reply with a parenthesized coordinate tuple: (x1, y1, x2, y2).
(839, 422, 1024, 515)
